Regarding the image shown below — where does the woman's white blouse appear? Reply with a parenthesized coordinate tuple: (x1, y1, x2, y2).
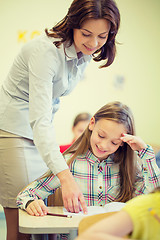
(0, 33, 91, 174)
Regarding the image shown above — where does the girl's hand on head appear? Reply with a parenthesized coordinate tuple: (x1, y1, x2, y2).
(58, 169, 87, 214)
(26, 199, 48, 216)
(120, 134, 147, 151)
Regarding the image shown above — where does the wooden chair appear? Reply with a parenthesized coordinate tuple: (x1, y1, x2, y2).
(47, 187, 63, 206)
(78, 212, 129, 238)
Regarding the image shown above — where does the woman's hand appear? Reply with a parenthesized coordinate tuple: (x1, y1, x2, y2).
(57, 169, 87, 214)
(120, 134, 147, 151)
(26, 199, 48, 216)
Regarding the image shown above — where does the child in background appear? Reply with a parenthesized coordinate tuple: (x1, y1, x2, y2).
(17, 101, 160, 216)
(60, 112, 91, 153)
(156, 150, 160, 168)
(76, 187, 160, 240)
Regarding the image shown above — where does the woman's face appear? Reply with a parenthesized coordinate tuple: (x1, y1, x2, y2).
(89, 118, 127, 161)
(73, 18, 110, 55)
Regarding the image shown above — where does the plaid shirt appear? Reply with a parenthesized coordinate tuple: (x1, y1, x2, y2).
(17, 145, 160, 209)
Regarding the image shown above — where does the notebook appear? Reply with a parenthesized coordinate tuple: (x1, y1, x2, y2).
(63, 202, 126, 217)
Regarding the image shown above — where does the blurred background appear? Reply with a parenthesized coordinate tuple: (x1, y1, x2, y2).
(0, 0, 160, 237)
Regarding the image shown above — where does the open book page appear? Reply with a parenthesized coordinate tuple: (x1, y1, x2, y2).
(103, 202, 126, 212)
(63, 202, 126, 217)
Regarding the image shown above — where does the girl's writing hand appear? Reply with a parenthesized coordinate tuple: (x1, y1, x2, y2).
(58, 169, 87, 214)
(120, 134, 147, 151)
(26, 199, 48, 216)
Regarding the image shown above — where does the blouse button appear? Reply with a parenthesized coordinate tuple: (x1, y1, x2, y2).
(143, 167, 147, 171)
(99, 186, 102, 189)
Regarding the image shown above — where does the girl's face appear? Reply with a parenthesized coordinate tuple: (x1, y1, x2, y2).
(89, 118, 127, 161)
(73, 18, 110, 55)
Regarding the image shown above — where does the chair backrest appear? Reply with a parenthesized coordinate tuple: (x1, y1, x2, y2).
(78, 212, 129, 238)
(47, 187, 63, 206)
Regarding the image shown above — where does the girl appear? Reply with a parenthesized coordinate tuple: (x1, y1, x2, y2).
(76, 187, 160, 240)
(0, 0, 120, 239)
(17, 101, 160, 216)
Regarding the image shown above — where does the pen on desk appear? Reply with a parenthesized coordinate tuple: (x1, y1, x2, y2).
(148, 208, 160, 223)
(47, 212, 72, 218)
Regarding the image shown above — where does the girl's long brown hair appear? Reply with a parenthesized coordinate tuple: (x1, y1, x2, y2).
(64, 101, 137, 202)
(45, 0, 120, 68)
(152, 187, 160, 193)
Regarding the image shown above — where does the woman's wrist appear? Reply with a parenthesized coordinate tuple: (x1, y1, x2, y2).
(57, 168, 73, 184)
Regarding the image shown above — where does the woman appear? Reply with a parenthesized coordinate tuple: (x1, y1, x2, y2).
(0, 0, 120, 239)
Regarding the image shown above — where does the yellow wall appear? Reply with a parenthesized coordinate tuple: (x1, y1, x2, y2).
(0, 0, 160, 145)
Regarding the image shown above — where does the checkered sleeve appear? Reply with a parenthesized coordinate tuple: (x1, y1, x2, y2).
(16, 173, 61, 209)
(134, 145, 160, 196)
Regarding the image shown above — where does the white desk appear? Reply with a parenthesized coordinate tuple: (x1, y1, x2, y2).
(19, 207, 84, 240)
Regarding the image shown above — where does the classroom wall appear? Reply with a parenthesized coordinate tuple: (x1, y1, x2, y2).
(0, 0, 160, 146)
